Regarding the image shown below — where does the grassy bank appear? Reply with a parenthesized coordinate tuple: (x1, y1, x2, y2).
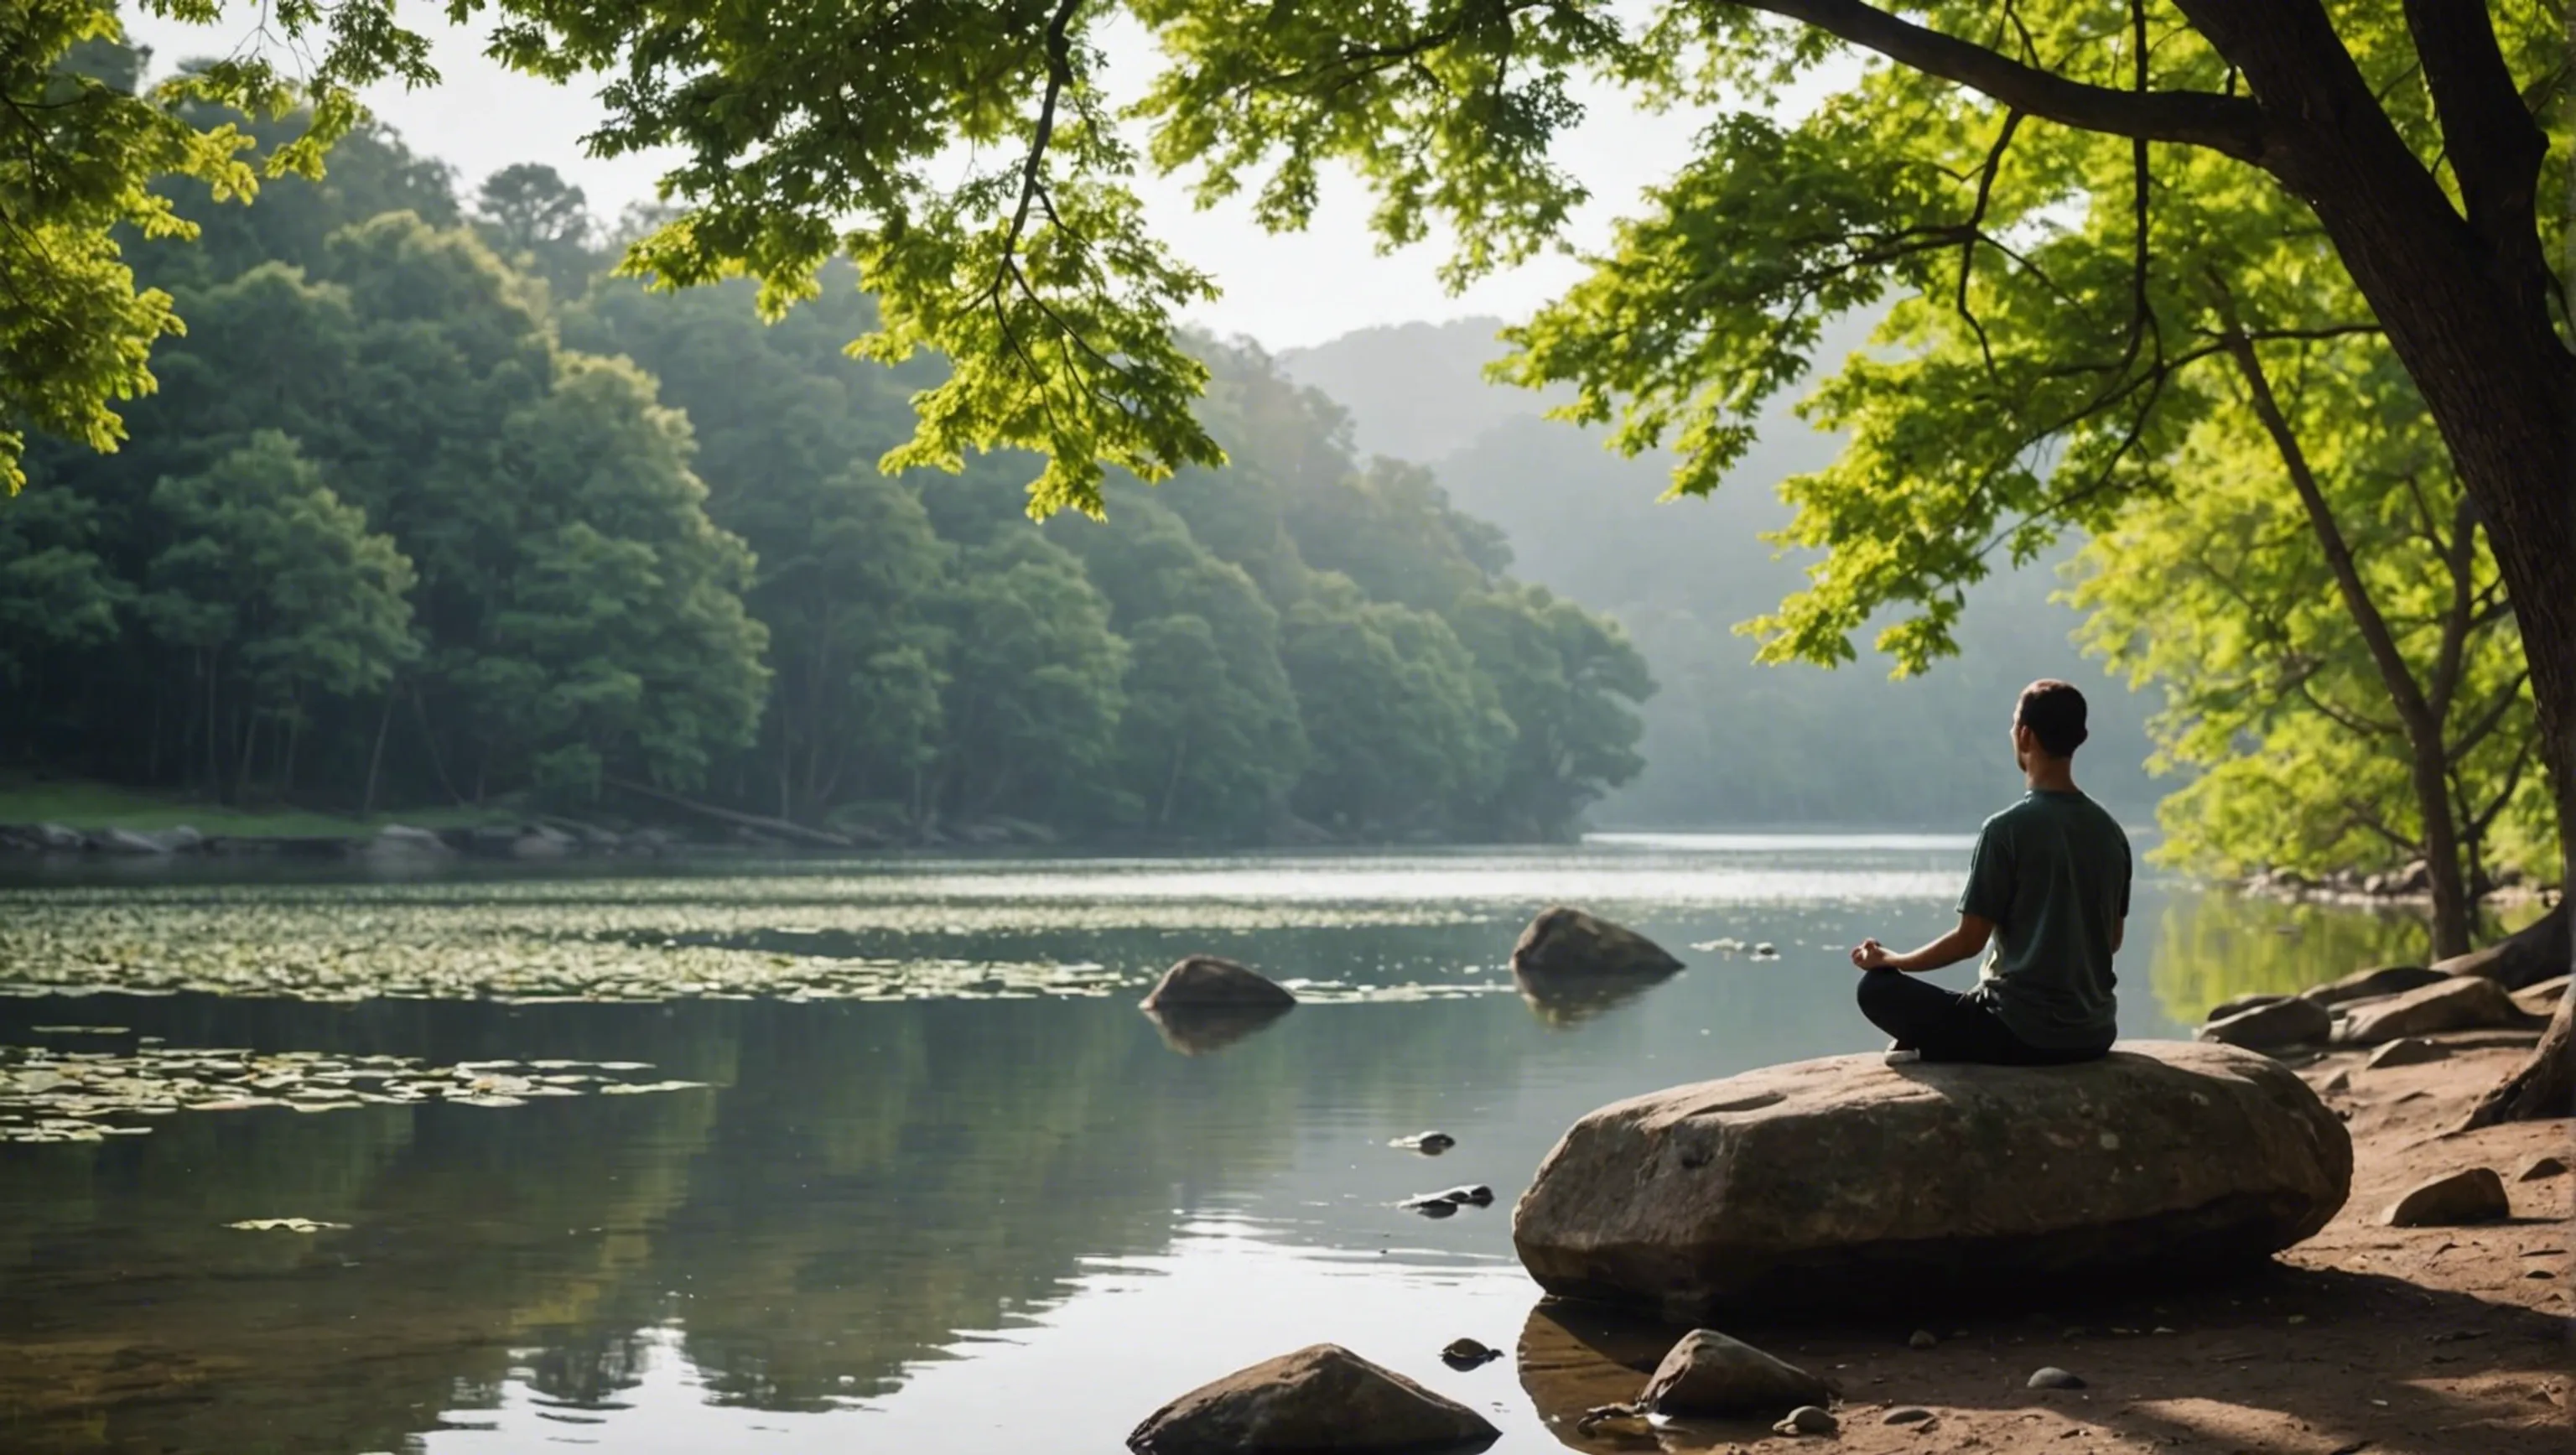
(0, 777, 514, 839)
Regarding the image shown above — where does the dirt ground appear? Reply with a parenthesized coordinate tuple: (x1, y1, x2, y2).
(1519, 1040, 2573, 1455)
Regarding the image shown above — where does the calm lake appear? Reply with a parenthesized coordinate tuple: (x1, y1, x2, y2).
(0, 834, 2434, 1454)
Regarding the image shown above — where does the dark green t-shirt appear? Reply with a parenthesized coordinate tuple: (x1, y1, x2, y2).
(1957, 788, 2132, 1050)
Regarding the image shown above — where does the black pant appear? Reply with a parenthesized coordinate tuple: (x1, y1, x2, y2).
(1857, 969, 2109, 1066)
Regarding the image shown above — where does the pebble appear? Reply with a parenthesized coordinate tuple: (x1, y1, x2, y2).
(2367, 1037, 2449, 1069)
(1391, 1130, 1456, 1154)
(1773, 1406, 1836, 1435)
(2028, 1366, 2086, 1390)
(1883, 1406, 1935, 1425)
(1440, 1338, 1500, 1369)
(1908, 1328, 1938, 1349)
(2318, 1069, 2353, 1094)
(2516, 1153, 2568, 1182)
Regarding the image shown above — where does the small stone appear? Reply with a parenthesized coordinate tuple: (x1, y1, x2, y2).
(1639, 1328, 1832, 1416)
(1403, 1198, 1459, 1219)
(2381, 1167, 2511, 1227)
(1773, 1406, 1836, 1436)
(1883, 1406, 1935, 1426)
(1752, 943, 1779, 958)
(1439, 1338, 1499, 1369)
(1391, 1130, 1455, 1154)
(1432, 1184, 1494, 1207)
(2366, 1037, 2449, 1068)
(1127, 1343, 1498, 1454)
(2516, 1153, 2569, 1182)
(1908, 1329, 1938, 1349)
(2317, 1069, 2353, 1094)
(2027, 1367, 2085, 1390)
(1140, 956, 1296, 1011)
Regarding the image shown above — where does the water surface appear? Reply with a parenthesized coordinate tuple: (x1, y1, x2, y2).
(0, 835, 2435, 1453)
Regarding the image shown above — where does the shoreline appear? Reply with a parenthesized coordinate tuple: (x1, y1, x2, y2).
(1528, 1039, 2572, 1452)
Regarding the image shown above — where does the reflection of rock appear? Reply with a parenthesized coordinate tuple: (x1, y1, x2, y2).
(1140, 1004, 1292, 1056)
(1127, 1343, 1499, 1453)
(1140, 955, 1297, 1011)
(1514, 1302, 1691, 1451)
(1513, 1043, 2350, 1318)
(2335, 976, 2533, 1045)
(1510, 908, 1683, 1027)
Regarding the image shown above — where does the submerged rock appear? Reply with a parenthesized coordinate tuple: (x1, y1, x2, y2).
(2199, 996, 2333, 1050)
(1391, 1130, 1457, 1155)
(2337, 977, 2532, 1045)
(1440, 1338, 1500, 1369)
(1127, 1343, 1498, 1454)
(1638, 1328, 1831, 1416)
(2381, 1168, 2510, 1227)
(1142, 1003, 1291, 1056)
(1140, 955, 1298, 1011)
(1512, 1042, 2350, 1317)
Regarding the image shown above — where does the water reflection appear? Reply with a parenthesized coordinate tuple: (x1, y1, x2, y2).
(1142, 1002, 1296, 1055)
(0, 839, 2418, 1454)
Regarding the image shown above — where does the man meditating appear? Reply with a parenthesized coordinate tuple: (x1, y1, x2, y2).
(1849, 679, 2131, 1065)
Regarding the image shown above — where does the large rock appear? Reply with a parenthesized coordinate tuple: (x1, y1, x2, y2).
(2300, 965, 2444, 1006)
(1638, 1329, 1831, 1416)
(2335, 976, 2533, 1046)
(2433, 903, 2572, 991)
(2199, 996, 2333, 1050)
(1512, 907, 1684, 982)
(1140, 956, 1297, 1011)
(366, 824, 455, 858)
(1128, 1344, 1498, 1454)
(2204, 992, 2291, 1022)
(32, 822, 86, 851)
(1512, 1042, 2350, 1317)
(87, 826, 172, 855)
(2511, 975, 2570, 1018)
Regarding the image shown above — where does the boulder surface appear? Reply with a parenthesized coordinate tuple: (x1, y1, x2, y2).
(1127, 1343, 1498, 1454)
(1637, 1329, 1831, 1416)
(1511, 907, 1684, 982)
(1140, 955, 1297, 1011)
(2300, 964, 2444, 1006)
(1512, 1042, 2350, 1317)
(2380, 1167, 2510, 1227)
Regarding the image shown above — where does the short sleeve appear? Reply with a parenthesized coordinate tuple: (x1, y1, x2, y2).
(2117, 839, 2132, 917)
(1958, 818, 2013, 923)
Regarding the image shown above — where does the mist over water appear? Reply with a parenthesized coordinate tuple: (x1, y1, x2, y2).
(0, 837, 2435, 1453)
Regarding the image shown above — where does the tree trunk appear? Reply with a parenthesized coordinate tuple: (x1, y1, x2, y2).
(362, 690, 396, 818)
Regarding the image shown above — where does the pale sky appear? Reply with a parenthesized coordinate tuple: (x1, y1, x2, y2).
(119, 8, 1792, 351)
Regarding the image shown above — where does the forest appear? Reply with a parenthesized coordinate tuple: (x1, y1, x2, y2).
(0, 81, 1655, 846)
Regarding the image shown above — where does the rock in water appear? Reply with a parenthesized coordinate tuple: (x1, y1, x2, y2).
(2365, 1037, 2449, 1069)
(1440, 1338, 1499, 1369)
(2336, 977, 2531, 1045)
(2199, 997, 2333, 1050)
(1140, 956, 1297, 1011)
(1773, 1406, 1836, 1436)
(1512, 1043, 2350, 1317)
(1637, 1329, 1831, 1416)
(1127, 1343, 1498, 1454)
(2380, 1168, 2510, 1227)
(2300, 965, 2444, 1006)
(1511, 907, 1684, 981)
(2027, 1367, 2086, 1390)
(1391, 1130, 1457, 1154)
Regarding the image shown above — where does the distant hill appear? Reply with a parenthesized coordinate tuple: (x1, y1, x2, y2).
(1279, 318, 2163, 828)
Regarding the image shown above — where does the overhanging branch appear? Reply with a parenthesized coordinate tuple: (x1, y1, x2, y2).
(1730, 0, 2269, 161)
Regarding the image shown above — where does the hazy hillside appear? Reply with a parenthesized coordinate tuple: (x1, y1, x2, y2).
(1280, 318, 2162, 828)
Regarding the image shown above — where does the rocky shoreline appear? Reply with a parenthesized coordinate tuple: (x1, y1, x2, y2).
(0, 813, 1082, 863)
(2240, 858, 2561, 909)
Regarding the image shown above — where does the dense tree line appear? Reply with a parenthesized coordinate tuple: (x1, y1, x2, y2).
(0, 101, 1650, 844)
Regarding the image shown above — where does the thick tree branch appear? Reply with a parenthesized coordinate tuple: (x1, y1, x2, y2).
(2399, 0, 2548, 256)
(1732, 0, 2268, 160)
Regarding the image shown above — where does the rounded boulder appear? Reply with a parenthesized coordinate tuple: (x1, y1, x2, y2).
(1128, 1343, 1498, 1454)
(1140, 955, 1296, 1012)
(1512, 1042, 2351, 1317)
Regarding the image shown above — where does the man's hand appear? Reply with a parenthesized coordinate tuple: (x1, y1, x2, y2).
(1848, 915, 1996, 975)
(1851, 938, 1896, 970)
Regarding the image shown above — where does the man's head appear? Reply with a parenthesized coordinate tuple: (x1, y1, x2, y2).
(2012, 679, 2089, 769)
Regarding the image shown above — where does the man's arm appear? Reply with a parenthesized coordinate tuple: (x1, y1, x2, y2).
(1851, 913, 1996, 973)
